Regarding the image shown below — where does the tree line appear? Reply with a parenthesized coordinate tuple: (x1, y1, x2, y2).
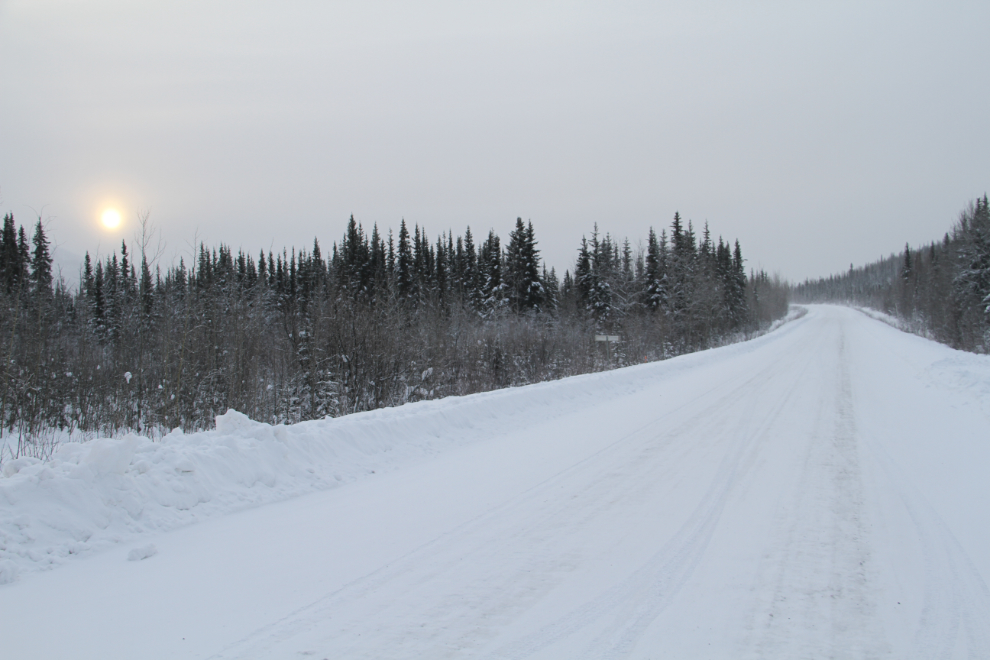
(1, 212, 788, 453)
(794, 195, 990, 351)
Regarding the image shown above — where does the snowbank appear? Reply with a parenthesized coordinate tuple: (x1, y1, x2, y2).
(853, 305, 944, 341)
(0, 312, 807, 581)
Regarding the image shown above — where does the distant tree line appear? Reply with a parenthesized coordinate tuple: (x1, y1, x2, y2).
(794, 195, 990, 351)
(1, 212, 788, 450)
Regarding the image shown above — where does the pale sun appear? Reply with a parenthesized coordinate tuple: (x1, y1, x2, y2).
(101, 209, 122, 229)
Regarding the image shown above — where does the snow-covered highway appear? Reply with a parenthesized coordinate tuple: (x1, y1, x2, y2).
(2, 305, 989, 658)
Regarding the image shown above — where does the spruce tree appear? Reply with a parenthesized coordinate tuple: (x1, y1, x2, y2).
(901, 243, 913, 280)
(93, 261, 106, 332)
(0, 214, 20, 293)
(140, 254, 154, 318)
(396, 219, 412, 299)
(575, 238, 592, 308)
(479, 230, 503, 313)
(1, 222, 31, 295)
(462, 227, 478, 309)
(542, 265, 559, 313)
(643, 227, 665, 313)
(730, 240, 747, 326)
(505, 218, 544, 313)
(435, 234, 448, 304)
(588, 227, 613, 327)
(30, 220, 53, 300)
(83, 252, 94, 298)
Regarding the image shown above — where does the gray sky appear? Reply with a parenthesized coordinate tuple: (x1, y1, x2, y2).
(2, 0, 988, 284)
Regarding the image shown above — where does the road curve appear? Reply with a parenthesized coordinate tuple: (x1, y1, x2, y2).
(3, 305, 989, 659)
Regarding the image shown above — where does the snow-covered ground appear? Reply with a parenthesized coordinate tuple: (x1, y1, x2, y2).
(1, 304, 989, 658)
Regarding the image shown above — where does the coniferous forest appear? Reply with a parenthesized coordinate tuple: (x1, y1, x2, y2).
(794, 196, 990, 352)
(1, 212, 787, 454)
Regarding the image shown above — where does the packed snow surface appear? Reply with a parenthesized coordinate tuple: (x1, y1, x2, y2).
(1, 305, 989, 658)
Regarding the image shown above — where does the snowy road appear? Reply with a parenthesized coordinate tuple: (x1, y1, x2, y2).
(3, 305, 990, 658)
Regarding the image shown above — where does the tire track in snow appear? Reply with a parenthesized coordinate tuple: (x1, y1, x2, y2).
(745, 324, 890, 659)
(208, 331, 814, 659)
(488, 330, 822, 660)
(865, 434, 990, 659)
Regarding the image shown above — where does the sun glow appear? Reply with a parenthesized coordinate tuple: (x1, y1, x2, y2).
(101, 208, 122, 230)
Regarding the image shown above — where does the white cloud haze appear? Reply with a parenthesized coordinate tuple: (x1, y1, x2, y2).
(1, 0, 988, 282)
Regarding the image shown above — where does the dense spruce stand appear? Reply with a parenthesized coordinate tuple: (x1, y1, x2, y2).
(795, 195, 990, 351)
(1, 212, 787, 453)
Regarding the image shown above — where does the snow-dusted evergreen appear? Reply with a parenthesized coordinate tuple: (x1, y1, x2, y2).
(0, 212, 785, 454)
(795, 195, 990, 351)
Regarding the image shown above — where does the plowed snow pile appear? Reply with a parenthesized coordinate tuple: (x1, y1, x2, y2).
(1, 327, 769, 581)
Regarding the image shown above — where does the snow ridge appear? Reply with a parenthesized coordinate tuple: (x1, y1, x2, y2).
(0, 314, 807, 583)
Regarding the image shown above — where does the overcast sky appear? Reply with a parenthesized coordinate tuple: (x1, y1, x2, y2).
(2, 0, 988, 284)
